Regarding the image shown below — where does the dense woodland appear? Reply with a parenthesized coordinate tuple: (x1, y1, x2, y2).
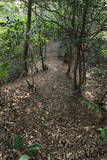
(0, 0, 107, 159)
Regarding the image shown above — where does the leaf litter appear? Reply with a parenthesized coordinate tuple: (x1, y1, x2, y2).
(0, 43, 106, 160)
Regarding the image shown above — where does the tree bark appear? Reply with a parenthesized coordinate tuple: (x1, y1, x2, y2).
(72, 0, 88, 92)
(39, 45, 45, 70)
(23, 0, 32, 73)
(73, 45, 81, 91)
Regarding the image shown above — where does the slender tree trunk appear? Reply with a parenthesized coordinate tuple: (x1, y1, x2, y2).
(73, 45, 81, 91)
(23, 0, 32, 73)
(39, 45, 45, 70)
(66, 63, 71, 76)
(64, 51, 68, 63)
(72, 0, 88, 92)
(66, 53, 72, 77)
(81, 51, 86, 85)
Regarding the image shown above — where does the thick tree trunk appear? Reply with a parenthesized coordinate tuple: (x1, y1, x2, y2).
(23, 0, 32, 73)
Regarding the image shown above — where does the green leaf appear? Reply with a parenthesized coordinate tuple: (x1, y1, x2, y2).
(19, 154, 30, 160)
(35, 56, 43, 61)
(101, 128, 107, 142)
(0, 63, 9, 68)
(0, 69, 7, 77)
(97, 128, 103, 132)
(92, 107, 101, 113)
(28, 144, 40, 153)
(13, 135, 23, 151)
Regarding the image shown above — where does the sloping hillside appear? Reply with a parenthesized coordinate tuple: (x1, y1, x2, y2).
(0, 43, 106, 160)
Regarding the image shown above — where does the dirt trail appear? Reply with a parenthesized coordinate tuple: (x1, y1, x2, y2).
(0, 43, 105, 160)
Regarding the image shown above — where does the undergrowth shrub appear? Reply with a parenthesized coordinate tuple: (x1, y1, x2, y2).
(98, 128, 107, 143)
(90, 65, 107, 80)
(13, 135, 40, 160)
(0, 17, 25, 82)
(79, 96, 102, 113)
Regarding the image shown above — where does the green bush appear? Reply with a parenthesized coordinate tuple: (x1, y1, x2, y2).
(91, 66, 107, 79)
(0, 18, 25, 82)
(98, 128, 107, 143)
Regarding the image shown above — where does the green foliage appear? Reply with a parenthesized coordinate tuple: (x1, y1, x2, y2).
(80, 97, 102, 113)
(0, 63, 10, 81)
(28, 144, 40, 153)
(0, 17, 26, 82)
(13, 135, 40, 159)
(36, 56, 43, 61)
(0, 1, 21, 18)
(101, 49, 107, 57)
(91, 65, 107, 79)
(13, 135, 24, 151)
(0, 70, 7, 78)
(89, 35, 107, 66)
(30, 34, 47, 48)
(19, 155, 30, 160)
(98, 128, 107, 143)
(91, 106, 102, 113)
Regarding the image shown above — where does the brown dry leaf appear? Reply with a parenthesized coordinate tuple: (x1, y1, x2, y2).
(26, 108, 32, 114)
(0, 42, 106, 160)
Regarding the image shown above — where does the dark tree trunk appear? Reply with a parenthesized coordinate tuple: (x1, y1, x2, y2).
(81, 51, 86, 85)
(23, 0, 32, 73)
(72, 0, 88, 92)
(73, 45, 81, 92)
(40, 45, 45, 70)
(66, 54, 72, 77)
(66, 62, 71, 77)
(64, 52, 68, 63)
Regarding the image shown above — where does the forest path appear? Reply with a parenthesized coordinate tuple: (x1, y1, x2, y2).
(0, 42, 103, 160)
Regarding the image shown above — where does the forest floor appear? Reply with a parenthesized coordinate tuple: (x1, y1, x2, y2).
(0, 43, 107, 160)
